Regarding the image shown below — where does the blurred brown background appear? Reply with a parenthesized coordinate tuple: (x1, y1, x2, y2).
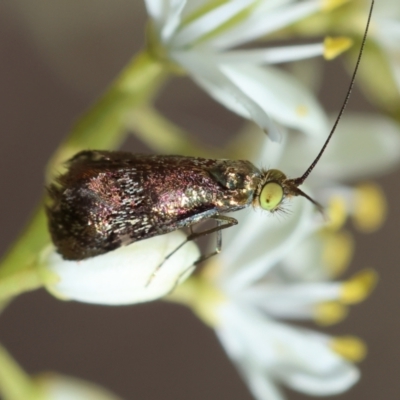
(0, 1, 400, 399)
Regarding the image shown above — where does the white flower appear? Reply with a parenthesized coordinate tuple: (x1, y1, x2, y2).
(169, 115, 400, 400)
(0, 343, 123, 400)
(182, 201, 367, 399)
(145, 0, 335, 140)
(37, 373, 124, 400)
(43, 231, 200, 305)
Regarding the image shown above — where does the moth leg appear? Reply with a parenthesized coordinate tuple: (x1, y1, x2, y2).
(163, 215, 237, 295)
(191, 215, 237, 265)
(146, 215, 237, 287)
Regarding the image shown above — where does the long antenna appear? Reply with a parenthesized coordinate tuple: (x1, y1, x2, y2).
(293, 0, 374, 187)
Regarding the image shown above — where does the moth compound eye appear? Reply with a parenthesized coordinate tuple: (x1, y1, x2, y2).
(260, 182, 283, 211)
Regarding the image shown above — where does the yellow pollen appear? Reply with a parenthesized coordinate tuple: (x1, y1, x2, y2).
(352, 183, 387, 233)
(326, 196, 348, 231)
(330, 336, 367, 362)
(296, 105, 308, 117)
(314, 301, 348, 326)
(341, 269, 378, 304)
(324, 36, 353, 60)
(322, 230, 354, 278)
(321, 0, 349, 12)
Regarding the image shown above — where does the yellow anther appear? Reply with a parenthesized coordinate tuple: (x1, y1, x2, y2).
(326, 196, 348, 231)
(330, 336, 367, 362)
(322, 231, 354, 278)
(352, 183, 387, 233)
(314, 301, 348, 326)
(324, 36, 353, 60)
(341, 269, 378, 304)
(321, 0, 349, 12)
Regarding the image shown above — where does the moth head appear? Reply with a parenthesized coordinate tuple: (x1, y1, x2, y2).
(258, 169, 323, 214)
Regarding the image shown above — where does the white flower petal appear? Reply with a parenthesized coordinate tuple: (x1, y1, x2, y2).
(212, 0, 320, 50)
(280, 232, 328, 281)
(144, 0, 169, 26)
(173, 50, 280, 139)
(240, 364, 285, 400)
(216, 303, 358, 392)
(277, 363, 359, 395)
(219, 64, 329, 137)
(171, 0, 256, 47)
(216, 303, 277, 365)
(44, 231, 200, 305)
(239, 281, 341, 317)
(179, 0, 211, 16)
(217, 308, 285, 400)
(254, 127, 288, 167)
(160, 0, 187, 42)
(220, 198, 320, 291)
(216, 43, 324, 65)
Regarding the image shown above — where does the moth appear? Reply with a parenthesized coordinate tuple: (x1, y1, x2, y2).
(47, 151, 318, 260)
(46, 1, 374, 263)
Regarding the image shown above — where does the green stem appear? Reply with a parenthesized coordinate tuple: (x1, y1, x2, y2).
(0, 50, 168, 302)
(0, 344, 46, 400)
(127, 106, 215, 157)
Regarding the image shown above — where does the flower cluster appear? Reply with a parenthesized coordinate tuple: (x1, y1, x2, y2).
(145, 0, 340, 140)
(167, 119, 397, 399)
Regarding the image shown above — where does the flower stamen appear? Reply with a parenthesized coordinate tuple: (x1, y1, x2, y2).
(340, 269, 378, 304)
(330, 336, 367, 362)
(352, 183, 387, 233)
(324, 36, 353, 60)
(322, 230, 354, 277)
(314, 301, 348, 325)
(326, 195, 348, 231)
